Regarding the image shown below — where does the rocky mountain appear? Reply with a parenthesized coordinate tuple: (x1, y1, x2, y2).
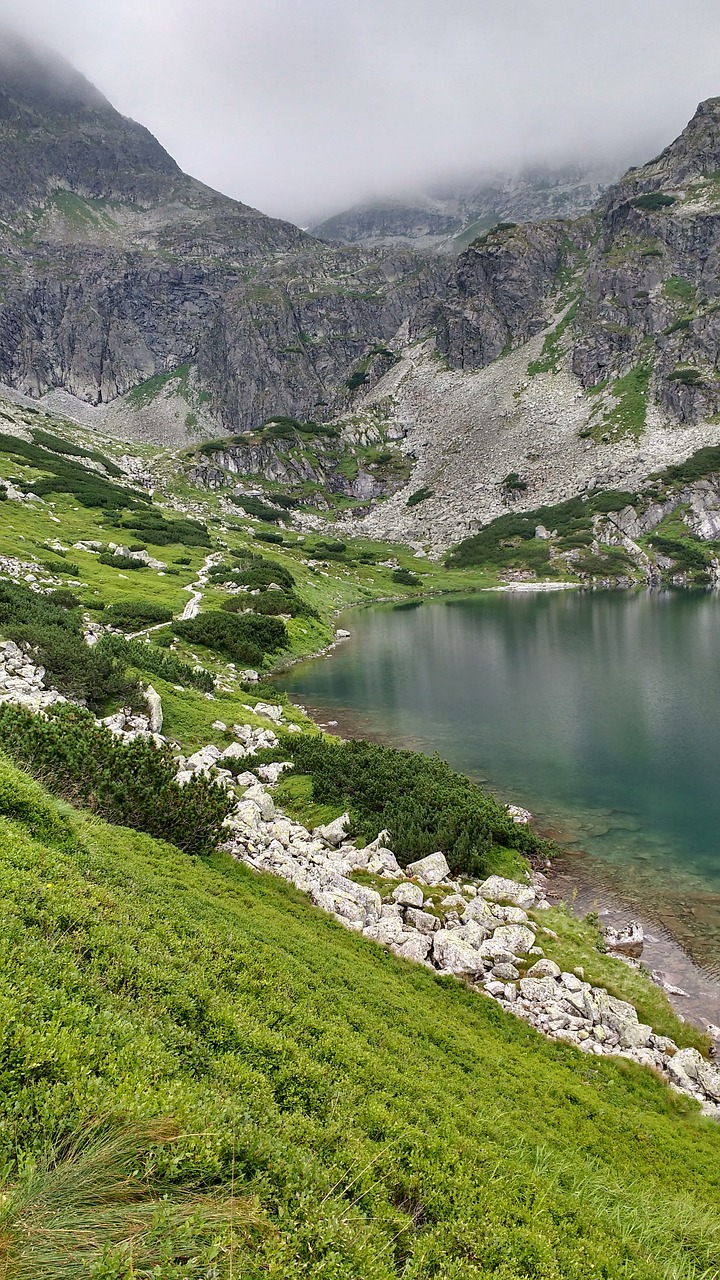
(3, 30, 720, 571)
(310, 163, 620, 252)
(0, 30, 443, 441)
(322, 99, 720, 553)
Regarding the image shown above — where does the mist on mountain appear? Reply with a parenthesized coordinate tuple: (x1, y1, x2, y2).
(2, 0, 720, 224)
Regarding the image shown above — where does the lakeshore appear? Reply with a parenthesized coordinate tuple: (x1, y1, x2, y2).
(277, 590, 720, 1043)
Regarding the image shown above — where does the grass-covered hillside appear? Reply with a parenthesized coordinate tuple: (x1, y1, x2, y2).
(2, 758, 720, 1279)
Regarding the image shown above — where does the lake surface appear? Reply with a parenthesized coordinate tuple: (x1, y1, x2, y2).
(280, 590, 720, 978)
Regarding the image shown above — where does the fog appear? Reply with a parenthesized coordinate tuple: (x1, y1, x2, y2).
(2, 0, 720, 225)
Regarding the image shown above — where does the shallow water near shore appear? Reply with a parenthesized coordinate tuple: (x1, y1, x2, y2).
(278, 589, 720, 1024)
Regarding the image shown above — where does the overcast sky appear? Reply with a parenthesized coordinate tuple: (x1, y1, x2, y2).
(2, 0, 720, 225)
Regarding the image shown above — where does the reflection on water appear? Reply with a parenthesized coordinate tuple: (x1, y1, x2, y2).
(279, 590, 720, 975)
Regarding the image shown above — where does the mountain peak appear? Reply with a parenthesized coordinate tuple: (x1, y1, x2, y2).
(0, 25, 181, 214)
(0, 26, 110, 114)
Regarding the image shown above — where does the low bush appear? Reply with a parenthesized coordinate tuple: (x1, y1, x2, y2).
(657, 444, 720, 488)
(0, 433, 149, 511)
(231, 495, 285, 523)
(407, 486, 433, 507)
(222, 554, 296, 591)
(119, 512, 210, 547)
(221, 589, 318, 619)
(97, 633, 214, 691)
(98, 552, 147, 571)
(30, 428, 124, 477)
(41, 558, 80, 577)
(632, 192, 676, 210)
(647, 534, 710, 572)
(392, 568, 420, 586)
(256, 530, 284, 544)
(287, 736, 551, 877)
(0, 582, 135, 708)
(174, 611, 287, 665)
(0, 703, 230, 855)
(667, 368, 703, 385)
(103, 601, 174, 630)
(446, 490, 638, 569)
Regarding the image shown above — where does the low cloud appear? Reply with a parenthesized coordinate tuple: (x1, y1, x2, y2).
(2, 0, 720, 224)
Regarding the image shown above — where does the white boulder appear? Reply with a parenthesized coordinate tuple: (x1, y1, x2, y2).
(405, 851, 451, 886)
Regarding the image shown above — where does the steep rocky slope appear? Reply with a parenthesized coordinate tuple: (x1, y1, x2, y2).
(0, 31, 442, 439)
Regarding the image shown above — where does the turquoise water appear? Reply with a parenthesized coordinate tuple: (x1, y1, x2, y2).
(280, 590, 720, 971)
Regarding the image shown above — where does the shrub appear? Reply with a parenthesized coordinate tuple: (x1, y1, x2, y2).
(407, 487, 434, 507)
(502, 472, 528, 493)
(97, 635, 214, 692)
(0, 433, 149, 511)
(42, 558, 80, 576)
(214, 556, 296, 591)
(221, 589, 318, 619)
(392, 568, 420, 586)
(98, 552, 147, 571)
(103, 601, 174, 630)
(173, 611, 287, 664)
(0, 582, 135, 708)
(256, 531, 284, 544)
(667, 368, 703, 386)
(230, 495, 285, 523)
(0, 703, 231, 855)
(647, 534, 709, 572)
(287, 736, 551, 877)
(446, 490, 638, 569)
(120, 512, 210, 547)
(632, 192, 676, 210)
(30, 428, 124, 477)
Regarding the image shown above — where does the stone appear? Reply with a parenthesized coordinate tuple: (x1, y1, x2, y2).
(490, 924, 535, 956)
(392, 882, 425, 908)
(256, 761, 293, 785)
(441, 893, 468, 909)
(560, 972, 583, 992)
(254, 701, 284, 723)
(526, 959, 561, 979)
(186, 744, 221, 771)
(460, 896, 497, 926)
(367, 847, 404, 877)
(315, 813, 351, 846)
(392, 933, 432, 963)
(479, 875, 535, 909)
(492, 962, 520, 980)
(405, 907, 438, 934)
(211, 720, 227, 731)
(406, 851, 451, 886)
(144, 685, 163, 734)
(242, 784, 275, 822)
(519, 976, 559, 1005)
(489, 904, 530, 925)
(604, 922, 644, 958)
(335, 629, 351, 639)
(432, 929, 487, 976)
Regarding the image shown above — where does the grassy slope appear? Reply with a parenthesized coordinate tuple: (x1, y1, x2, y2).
(2, 757, 720, 1279)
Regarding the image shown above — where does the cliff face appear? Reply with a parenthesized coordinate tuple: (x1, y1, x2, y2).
(434, 99, 720, 430)
(0, 31, 443, 435)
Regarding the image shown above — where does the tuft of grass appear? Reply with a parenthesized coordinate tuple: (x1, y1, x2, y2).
(0, 1118, 255, 1280)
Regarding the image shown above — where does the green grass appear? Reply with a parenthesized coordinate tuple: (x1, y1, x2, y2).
(1, 758, 720, 1277)
(125, 364, 192, 408)
(591, 363, 652, 443)
(663, 277, 696, 306)
(527, 299, 579, 377)
(530, 905, 708, 1052)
